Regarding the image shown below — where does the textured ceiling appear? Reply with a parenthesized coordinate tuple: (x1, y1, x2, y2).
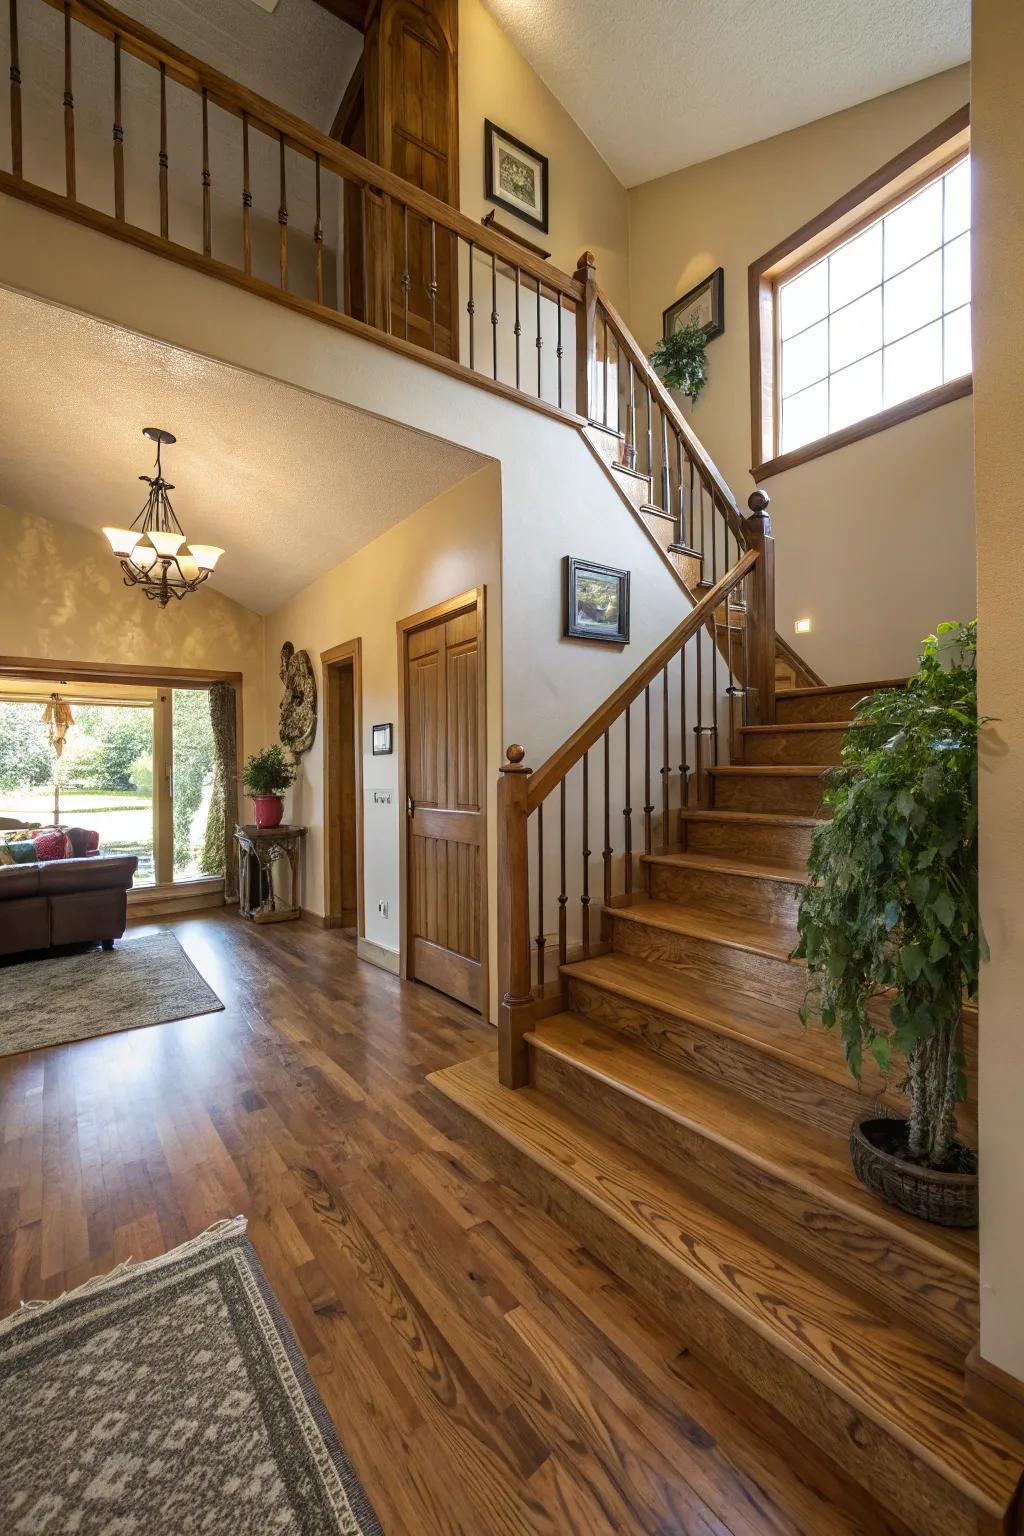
(482, 0, 970, 186)
(0, 289, 487, 615)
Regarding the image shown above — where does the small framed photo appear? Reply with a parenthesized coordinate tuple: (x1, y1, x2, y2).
(372, 722, 393, 755)
(663, 267, 724, 342)
(564, 558, 630, 646)
(484, 120, 549, 233)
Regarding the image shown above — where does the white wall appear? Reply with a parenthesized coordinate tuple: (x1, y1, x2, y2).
(627, 67, 974, 683)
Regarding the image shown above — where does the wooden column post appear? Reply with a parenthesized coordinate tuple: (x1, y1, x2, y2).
(574, 250, 597, 424)
(498, 743, 534, 1088)
(744, 490, 776, 726)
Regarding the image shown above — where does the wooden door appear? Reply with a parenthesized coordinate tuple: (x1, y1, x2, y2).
(403, 597, 484, 1010)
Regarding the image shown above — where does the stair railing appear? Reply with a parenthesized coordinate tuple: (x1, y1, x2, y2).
(498, 536, 776, 1087)
(4, 0, 585, 410)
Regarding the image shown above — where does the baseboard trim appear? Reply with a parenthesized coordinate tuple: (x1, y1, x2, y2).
(965, 1347, 1024, 1440)
(300, 908, 328, 928)
(127, 884, 225, 921)
(357, 936, 400, 975)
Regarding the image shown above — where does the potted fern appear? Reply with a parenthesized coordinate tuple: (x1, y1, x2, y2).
(793, 622, 983, 1227)
(649, 321, 709, 403)
(243, 744, 297, 829)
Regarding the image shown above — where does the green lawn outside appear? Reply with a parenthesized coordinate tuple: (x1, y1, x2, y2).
(0, 788, 155, 884)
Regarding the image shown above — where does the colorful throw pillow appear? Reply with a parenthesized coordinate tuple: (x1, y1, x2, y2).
(1, 827, 39, 843)
(66, 826, 100, 858)
(33, 829, 74, 862)
(0, 839, 38, 864)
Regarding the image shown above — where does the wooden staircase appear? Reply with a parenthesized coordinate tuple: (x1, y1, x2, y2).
(432, 677, 1022, 1536)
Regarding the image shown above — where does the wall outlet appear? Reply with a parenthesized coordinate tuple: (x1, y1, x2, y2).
(377, 900, 389, 919)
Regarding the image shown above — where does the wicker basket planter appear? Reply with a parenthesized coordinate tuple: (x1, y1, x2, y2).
(849, 1115, 978, 1229)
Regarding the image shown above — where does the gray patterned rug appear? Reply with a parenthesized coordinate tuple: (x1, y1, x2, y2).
(0, 931, 224, 1058)
(0, 1216, 382, 1536)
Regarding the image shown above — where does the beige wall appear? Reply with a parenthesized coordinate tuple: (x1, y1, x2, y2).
(459, 0, 630, 313)
(0, 502, 265, 755)
(627, 67, 974, 683)
(263, 462, 503, 1012)
(973, 0, 1024, 1384)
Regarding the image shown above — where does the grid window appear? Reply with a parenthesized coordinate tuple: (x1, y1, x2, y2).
(777, 156, 971, 455)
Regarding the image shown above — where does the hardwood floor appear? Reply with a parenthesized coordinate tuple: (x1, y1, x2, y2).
(0, 911, 911, 1536)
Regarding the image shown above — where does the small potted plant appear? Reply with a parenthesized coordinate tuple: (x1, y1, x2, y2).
(649, 320, 709, 404)
(243, 743, 297, 830)
(793, 622, 983, 1227)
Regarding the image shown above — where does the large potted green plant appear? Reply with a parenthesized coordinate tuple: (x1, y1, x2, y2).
(793, 622, 983, 1227)
(649, 321, 709, 403)
(243, 744, 297, 830)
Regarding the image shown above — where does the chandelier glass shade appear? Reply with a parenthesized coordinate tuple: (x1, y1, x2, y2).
(102, 428, 224, 608)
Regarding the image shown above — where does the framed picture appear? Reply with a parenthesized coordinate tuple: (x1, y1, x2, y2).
(484, 120, 549, 233)
(371, 722, 393, 756)
(663, 267, 724, 342)
(563, 558, 630, 646)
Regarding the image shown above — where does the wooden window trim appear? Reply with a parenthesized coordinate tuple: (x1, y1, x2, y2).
(748, 105, 971, 482)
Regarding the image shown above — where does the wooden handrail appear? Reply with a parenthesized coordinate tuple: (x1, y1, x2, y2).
(592, 280, 747, 546)
(526, 548, 758, 812)
(35, 0, 584, 303)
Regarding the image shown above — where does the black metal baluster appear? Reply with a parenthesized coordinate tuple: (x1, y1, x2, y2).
(643, 684, 653, 859)
(647, 386, 654, 479)
(661, 411, 671, 513)
(63, 1, 75, 199)
(581, 751, 591, 954)
(602, 316, 609, 427)
(710, 484, 720, 765)
(313, 153, 324, 305)
(158, 62, 168, 238)
(465, 237, 475, 365)
(680, 642, 690, 809)
(628, 362, 636, 464)
(661, 664, 670, 847)
(201, 88, 211, 258)
(623, 701, 633, 898)
(535, 802, 545, 990)
(603, 729, 612, 906)
(513, 264, 521, 389)
(241, 112, 252, 275)
(536, 276, 543, 398)
(428, 219, 438, 349)
(278, 133, 288, 289)
(556, 295, 563, 409)
(9, 0, 22, 180)
(112, 33, 124, 220)
(491, 253, 499, 380)
(558, 779, 567, 968)
(695, 626, 704, 806)
(402, 207, 412, 338)
(689, 457, 696, 552)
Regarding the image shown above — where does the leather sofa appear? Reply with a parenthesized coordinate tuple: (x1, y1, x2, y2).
(0, 855, 139, 958)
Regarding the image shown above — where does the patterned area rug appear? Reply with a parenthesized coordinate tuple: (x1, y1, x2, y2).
(0, 931, 224, 1058)
(0, 1217, 382, 1536)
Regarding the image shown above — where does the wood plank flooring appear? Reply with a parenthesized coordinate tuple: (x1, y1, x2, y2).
(0, 911, 910, 1536)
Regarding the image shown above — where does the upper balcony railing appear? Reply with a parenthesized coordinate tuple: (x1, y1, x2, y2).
(2, 0, 750, 577)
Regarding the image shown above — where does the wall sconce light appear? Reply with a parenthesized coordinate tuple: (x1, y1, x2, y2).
(794, 617, 812, 635)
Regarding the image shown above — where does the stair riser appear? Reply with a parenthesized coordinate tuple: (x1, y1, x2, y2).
(776, 689, 878, 724)
(712, 772, 828, 816)
(610, 463, 651, 510)
(681, 817, 815, 866)
(440, 1088, 986, 1536)
(609, 915, 807, 1010)
(530, 1045, 978, 1353)
(647, 862, 802, 924)
(739, 728, 845, 766)
(566, 976, 871, 1137)
(641, 509, 676, 553)
(671, 549, 702, 588)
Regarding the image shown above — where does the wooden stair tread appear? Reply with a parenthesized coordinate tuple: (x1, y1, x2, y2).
(527, 1013, 977, 1269)
(433, 1055, 1020, 1515)
(641, 849, 807, 884)
(609, 895, 799, 961)
(710, 764, 830, 777)
(776, 678, 907, 700)
(561, 950, 863, 1086)
(679, 808, 820, 828)
(739, 721, 849, 734)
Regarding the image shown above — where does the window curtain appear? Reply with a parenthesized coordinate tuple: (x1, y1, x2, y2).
(203, 682, 239, 902)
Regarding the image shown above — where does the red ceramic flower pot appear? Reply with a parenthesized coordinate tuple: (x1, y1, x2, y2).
(252, 794, 284, 829)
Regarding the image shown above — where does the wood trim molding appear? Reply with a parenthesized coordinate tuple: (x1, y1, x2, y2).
(356, 935, 400, 974)
(748, 105, 971, 478)
(396, 587, 488, 1011)
(0, 654, 242, 689)
(752, 375, 974, 483)
(321, 637, 364, 936)
(965, 1347, 1024, 1442)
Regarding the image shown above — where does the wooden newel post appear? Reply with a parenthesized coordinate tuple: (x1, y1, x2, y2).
(574, 250, 597, 424)
(498, 743, 534, 1088)
(744, 490, 776, 726)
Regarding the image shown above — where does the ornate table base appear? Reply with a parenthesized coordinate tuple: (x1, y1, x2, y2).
(234, 824, 307, 923)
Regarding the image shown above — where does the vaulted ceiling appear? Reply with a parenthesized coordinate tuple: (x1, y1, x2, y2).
(482, 0, 971, 186)
(0, 290, 488, 615)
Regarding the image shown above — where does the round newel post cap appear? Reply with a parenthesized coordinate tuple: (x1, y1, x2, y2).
(501, 743, 531, 774)
(746, 489, 772, 535)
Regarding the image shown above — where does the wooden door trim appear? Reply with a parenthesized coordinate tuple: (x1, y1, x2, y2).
(321, 637, 364, 934)
(397, 585, 487, 1012)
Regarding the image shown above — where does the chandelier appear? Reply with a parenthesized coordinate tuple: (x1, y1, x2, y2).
(103, 428, 224, 607)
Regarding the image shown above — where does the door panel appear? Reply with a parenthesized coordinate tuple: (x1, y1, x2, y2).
(405, 604, 483, 1010)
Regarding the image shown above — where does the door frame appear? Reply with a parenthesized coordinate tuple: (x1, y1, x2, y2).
(321, 638, 364, 933)
(396, 586, 487, 1010)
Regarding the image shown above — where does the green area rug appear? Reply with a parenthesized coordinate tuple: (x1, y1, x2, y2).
(0, 1216, 382, 1535)
(0, 930, 224, 1058)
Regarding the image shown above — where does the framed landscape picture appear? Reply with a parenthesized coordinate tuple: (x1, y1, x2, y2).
(564, 558, 630, 645)
(663, 267, 725, 341)
(484, 120, 549, 233)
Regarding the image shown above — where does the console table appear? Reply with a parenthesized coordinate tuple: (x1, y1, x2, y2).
(234, 824, 306, 923)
